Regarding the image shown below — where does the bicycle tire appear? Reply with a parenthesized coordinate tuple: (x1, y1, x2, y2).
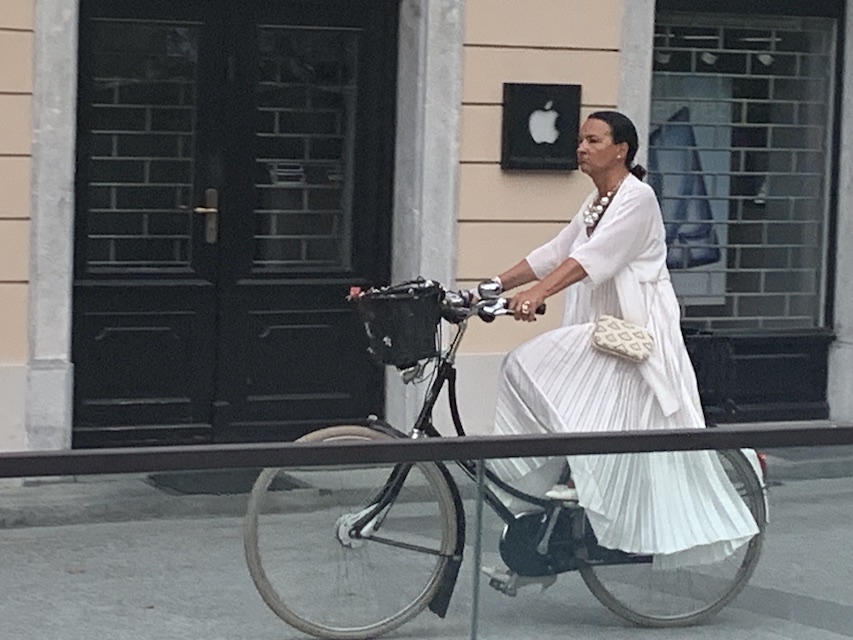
(579, 449, 766, 627)
(243, 424, 459, 640)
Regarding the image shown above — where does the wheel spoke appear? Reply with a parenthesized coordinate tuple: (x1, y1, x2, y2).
(362, 534, 449, 557)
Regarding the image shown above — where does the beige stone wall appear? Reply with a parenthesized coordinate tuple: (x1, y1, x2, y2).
(457, 0, 623, 353)
(0, 0, 33, 365)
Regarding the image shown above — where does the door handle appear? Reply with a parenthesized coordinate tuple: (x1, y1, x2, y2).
(194, 188, 219, 244)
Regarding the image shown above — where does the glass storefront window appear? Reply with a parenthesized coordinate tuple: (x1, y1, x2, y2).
(650, 15, 837, 330)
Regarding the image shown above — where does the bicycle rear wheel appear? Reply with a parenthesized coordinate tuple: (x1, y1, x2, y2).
(244, 425, 459, 640)
(579, 449, 766, 627)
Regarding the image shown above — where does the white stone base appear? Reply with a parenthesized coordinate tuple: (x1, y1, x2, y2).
(25, 360, 73, 451)
(0, 364, 27, 452)
(828, 342, 853, 423)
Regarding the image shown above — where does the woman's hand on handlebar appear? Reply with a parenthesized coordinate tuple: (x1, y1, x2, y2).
(509, 287, 547, 322)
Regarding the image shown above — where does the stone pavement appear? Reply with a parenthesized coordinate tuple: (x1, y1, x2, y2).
(2, 419, 852, 640)
(1, 475, 852, 640)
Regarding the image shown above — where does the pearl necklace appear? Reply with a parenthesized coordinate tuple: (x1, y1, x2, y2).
(582, 175, 627, 228)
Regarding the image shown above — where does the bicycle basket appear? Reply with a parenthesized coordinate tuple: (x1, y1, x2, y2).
(352, 279, 444, 369)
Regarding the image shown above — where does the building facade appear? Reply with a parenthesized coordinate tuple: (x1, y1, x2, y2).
(1, 0, 851, 452)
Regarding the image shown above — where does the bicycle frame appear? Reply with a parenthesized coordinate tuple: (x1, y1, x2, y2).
(352, 317, 557, 540)
(329, 302, 750, 626)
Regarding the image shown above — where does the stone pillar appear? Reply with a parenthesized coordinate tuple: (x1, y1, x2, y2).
(385, 0, 465, 430)
(25, 0, 79, 450)
(828, 4, 853, 422)
(617, 0, 655, 166)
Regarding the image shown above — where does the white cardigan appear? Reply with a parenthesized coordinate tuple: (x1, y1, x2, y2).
(525, 175, 681, 416)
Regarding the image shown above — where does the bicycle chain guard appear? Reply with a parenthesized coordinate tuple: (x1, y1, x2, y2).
(499, 508, 653, 576)
(499, 509, 581, 576)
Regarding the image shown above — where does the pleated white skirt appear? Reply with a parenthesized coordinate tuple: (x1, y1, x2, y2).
(490, 322, 760, 569)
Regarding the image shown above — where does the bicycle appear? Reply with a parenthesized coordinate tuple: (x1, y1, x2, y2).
(243, 279, 766, 639)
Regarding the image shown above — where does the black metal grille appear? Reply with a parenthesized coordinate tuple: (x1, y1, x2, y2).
(85, 19, 199, 270)
(253, 26, 359, 270)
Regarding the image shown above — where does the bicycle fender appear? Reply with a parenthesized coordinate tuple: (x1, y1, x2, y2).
(427, 462, 466, 618)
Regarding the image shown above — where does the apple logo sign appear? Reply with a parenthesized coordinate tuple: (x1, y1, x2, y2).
(528, 100, 560, 144)
(501, 83, 579, 170)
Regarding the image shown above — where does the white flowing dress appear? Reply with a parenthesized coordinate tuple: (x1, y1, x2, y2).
(491, 175, 760, 569)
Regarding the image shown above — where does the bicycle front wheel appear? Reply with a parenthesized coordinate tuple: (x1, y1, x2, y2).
(244, 425, 459, 640)
(579, 449, 766, 627)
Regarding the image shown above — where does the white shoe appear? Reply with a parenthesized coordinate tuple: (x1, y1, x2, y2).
(544, 484, 579, 502)
(481, 566, 557, 596)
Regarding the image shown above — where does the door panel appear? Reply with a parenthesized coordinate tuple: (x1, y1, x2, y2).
(73, 5, 220, 446)
(73, 0, 397, 447)
(73, 286, 215, 438)
(213, 3, 395, 441)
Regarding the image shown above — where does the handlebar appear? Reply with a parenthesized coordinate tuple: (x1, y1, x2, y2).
(347, 278, 546, 326)
(441, 289, 546, 324)
(348, 278, 546, 376)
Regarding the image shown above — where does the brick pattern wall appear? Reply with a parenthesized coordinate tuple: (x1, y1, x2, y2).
(253, 26, 355, 269)
(83, 20, 198, 270)
(83, 21, 357, 272)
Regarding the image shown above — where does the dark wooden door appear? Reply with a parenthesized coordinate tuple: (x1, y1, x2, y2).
(73, 0, 396, 447)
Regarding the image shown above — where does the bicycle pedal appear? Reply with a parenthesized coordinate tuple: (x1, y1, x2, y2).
(482, 566, 517, 596)
(482, 567, 556, 596)
(488, 576, 517, 597)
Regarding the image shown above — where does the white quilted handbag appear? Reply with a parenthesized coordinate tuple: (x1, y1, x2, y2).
(591, 314, 653, 363)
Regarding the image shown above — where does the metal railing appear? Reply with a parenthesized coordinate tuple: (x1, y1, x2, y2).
(2, 422, 852, 478)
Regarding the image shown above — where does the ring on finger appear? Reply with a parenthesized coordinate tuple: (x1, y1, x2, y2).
(521, 301, 531, 313)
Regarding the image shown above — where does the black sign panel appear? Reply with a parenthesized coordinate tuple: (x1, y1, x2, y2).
(501, 83, 581, 171)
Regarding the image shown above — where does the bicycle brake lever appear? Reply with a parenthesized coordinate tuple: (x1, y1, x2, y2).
(478, 299, 506, 322)
(478, 299, 546, 321)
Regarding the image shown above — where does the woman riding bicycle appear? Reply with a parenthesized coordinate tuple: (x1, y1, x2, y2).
(484, 111, 759, 570)
(243, 111, 766, 640)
